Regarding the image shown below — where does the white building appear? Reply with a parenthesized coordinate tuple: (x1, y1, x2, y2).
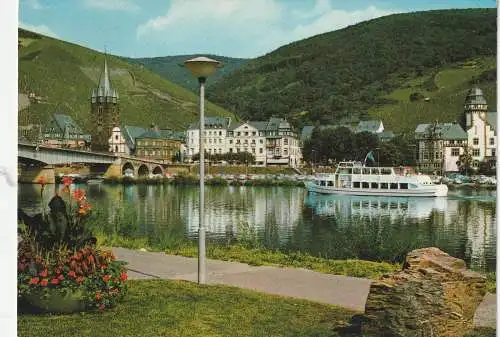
(186, 117, 231, 157)
(186, 117, 302, 167)
(415, 122, 468, 174)
(463, 87, 497, 168)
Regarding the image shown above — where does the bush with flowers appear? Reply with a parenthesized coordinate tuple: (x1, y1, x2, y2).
(17, 176, 128, 313)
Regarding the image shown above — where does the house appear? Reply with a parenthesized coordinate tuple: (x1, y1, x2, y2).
(109, 124, 184, 163)
(186, 117, 303, 167)
(357, 120, 384, 134)
(463, 87, 497, 168)
(42, 113, 91, 149)
(415, 122, 468, 174)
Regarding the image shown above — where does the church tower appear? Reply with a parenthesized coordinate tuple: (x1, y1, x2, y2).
(90, 54, 120, 152)
(463, 87, 488, 129)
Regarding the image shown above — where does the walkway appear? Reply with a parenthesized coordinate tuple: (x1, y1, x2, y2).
(111, 247, 496, 329)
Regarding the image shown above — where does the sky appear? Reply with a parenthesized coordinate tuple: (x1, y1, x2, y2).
(19, 0, 496, 58)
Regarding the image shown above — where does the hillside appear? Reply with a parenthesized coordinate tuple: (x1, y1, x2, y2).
(125, 55, 249, 92)
(206, 8, 497, 133)
(18, 29, 236, 133)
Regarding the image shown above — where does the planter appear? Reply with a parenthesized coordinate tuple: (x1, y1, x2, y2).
(24, 288, 86, 314)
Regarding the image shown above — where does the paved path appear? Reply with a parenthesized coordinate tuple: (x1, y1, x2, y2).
(112, 247, 496, 328)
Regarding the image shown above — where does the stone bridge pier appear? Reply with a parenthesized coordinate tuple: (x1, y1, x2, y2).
(103, 158, 166, 179)
(18, 164, 56, 184)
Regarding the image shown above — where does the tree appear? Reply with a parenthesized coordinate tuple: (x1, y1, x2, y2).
(456, 146, 473, 175)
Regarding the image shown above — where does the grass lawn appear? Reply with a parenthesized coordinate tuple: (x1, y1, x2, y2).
(18, 279, 357, 337)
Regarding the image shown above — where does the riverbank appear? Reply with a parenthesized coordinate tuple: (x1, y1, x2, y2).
(17, 280, 495, 337)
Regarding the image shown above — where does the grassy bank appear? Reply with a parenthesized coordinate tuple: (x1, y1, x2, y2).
(18, 279, 356, 337)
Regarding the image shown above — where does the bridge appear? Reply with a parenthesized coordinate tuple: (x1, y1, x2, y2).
(18, 142, 191, 183)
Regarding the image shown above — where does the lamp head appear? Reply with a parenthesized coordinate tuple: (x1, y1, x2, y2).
(184, 56, 222, 79)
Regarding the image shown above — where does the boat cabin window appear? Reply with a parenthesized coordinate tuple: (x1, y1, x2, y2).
(327, 181, 334, 186)
(362, 182, 369, 188)
(353, 182, 360, 188)
(320, 180, 326, 186)
(381, 183, 388, 189)
(390, 183, 398, 189)
(371, 182, 379, 189)
(353, 168, 361, 174)
(371, 168, 380, 175)
(399, 183, 408, 189)
(362, 168, 370, 175)
(347, 168, 352, 174)
(409, 183, 418, 189)
(381, 168, 392, 175)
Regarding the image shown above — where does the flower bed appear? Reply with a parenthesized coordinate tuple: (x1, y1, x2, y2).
(17, 176, 128, 313)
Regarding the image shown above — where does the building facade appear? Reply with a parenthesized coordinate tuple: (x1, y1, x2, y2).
(90, 55, 120, 152)
(415, 122, 468, 174)
(42, 113, 90, 149)
(186, 117, 302, 167)
(463, 87, 497, 168)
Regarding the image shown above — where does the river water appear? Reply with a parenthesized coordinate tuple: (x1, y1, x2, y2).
(18, 183, 497, 272)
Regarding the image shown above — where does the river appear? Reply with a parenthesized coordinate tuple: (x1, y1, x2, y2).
(18, 183, 497, 272)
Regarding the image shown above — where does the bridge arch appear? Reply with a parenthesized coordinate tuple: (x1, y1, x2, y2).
(152, 165, 163, 176)
(122, 162, 135, 176)
(137, 164, 150, 177)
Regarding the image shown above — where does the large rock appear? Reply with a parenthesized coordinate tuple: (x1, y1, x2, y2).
(361, 247, 487, 337)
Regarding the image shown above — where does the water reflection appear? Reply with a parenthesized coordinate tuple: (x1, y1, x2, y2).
(18, 184, 496, 272)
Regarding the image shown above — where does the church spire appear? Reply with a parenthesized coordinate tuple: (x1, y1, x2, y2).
(99, 54, 111, 95)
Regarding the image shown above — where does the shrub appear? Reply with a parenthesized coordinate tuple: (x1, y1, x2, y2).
(17, 176, 128, 313)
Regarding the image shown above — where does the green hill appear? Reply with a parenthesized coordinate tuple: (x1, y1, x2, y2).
(18, 29, 236, 133)
(206, 8, 497, 133)
(125, 55, 249, 92)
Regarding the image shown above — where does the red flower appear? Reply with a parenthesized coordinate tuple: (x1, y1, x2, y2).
(51, 278, 59, 285)
(98, 304, 105, 312)
(68, 270, 76, 278)
(39, 269, 48, 278)
(29, 277, 39, 285)
(76, 276, 84, 284)
(120, 272, 127, 281)
(57, 274, 64, 281)
(37, 176, 47, 186)
(62, 176, 73, 187)
(40, 279, 48, 287)
(18, 263, 25, 271)
(95, 291, 101, 301)
(103, 275, 111, 282)
(101, 264, 108, 270)
(72, 189, 85, 201)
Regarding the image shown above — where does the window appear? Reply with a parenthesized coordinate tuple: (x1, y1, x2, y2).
(473, 160, 480, 168)
(327, 181, 334, 186)
(362, 182, 369, 188)
(399, 183, 408, 189)
(260, 139, 264, 144)
(371, 182, 379, 189)
(390, 183, 398, 189)
(490, 138, 495, 145)
(229, 140, 233, 144)
(229, 148, 233, 153)
(284, 149, 288, 155)
(115, 145, 118, 152)
(115, 135, 119, 140)
(245, 132, 249, 136)
(451, 148, 460, 156)
(252, 132, 256, 136)
(492, 149, 496, 157)
(353, 182, 360, 188)
(259, 148, 263, 154)
(252, 148, 255, 154)
(237, 132, 241, 136)
(473, 138, 479, 145)
(472, 149, 480, 157)
(284, 139, 288, 145)
(219, 131, 222, 136)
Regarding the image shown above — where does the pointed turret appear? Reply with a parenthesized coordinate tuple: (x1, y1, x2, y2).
(91, 53, 119, 104)
(463, 87, 488, 129)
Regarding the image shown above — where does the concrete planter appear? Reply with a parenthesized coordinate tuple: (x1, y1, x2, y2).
(24, 288, 86, 313)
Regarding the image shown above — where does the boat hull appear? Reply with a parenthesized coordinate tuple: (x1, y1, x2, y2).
(304, 181, 448, 197)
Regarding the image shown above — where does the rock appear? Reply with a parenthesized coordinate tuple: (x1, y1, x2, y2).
(359, 247, 487, 337)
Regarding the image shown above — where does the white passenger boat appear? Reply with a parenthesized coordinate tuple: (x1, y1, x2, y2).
(305, 161, 448, 197)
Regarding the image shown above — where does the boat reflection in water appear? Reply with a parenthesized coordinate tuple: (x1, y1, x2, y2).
(305, 193, 448, 221)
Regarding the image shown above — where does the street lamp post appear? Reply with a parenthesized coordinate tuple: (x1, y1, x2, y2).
(184, 56, 222, 284)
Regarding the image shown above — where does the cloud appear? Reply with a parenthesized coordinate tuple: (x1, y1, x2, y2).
(136, 0, 401, 58)
(22, 0, 44, 10)
(19, 22, 59, 38)
(84, 0, 140, 12)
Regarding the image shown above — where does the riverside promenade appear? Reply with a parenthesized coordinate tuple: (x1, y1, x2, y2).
(111, 247, 496, 329)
